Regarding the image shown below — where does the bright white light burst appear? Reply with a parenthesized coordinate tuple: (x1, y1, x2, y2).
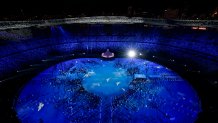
(128, 50, 136, 58)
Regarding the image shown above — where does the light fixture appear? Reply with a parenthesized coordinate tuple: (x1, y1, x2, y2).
(128, 50, 136, 58)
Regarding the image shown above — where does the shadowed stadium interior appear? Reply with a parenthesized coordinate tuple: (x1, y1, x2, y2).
(0, 0, 218, 123)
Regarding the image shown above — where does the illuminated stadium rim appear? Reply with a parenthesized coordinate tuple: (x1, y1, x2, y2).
(0, 16, 218, 30)
(0, 43, 214, 83)
(0, 41, 217, 62)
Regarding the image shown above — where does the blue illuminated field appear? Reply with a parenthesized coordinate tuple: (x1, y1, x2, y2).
(15, 58, 201, 123)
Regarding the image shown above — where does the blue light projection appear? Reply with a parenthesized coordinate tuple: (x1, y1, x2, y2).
(15, 58, 201, 123)
(82, 60, 131, 96)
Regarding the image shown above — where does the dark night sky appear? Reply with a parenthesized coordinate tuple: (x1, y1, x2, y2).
(0, 0, 217, 16)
